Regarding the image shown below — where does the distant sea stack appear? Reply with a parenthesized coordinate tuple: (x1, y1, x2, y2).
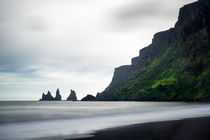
(81, 94, 96, 101)
(39, 88, 62, 101)
(40, 91, 54, 101)
(96, 0, 210, 101)
(67, 90, 78, 101)
(55, 88, 62, 101)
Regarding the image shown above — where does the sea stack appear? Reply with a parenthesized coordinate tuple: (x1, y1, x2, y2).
(39, 89, 62, 101)
(55, 88, 62, 101)
(81, 94, 96, 101)
(67, 90, 78, 101)
(40, 91, 54, 101)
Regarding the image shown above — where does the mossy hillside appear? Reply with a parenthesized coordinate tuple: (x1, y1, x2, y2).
(98, 28, 210, 101)
(97, 0, 210, 101)
(113, 32, 209, 101)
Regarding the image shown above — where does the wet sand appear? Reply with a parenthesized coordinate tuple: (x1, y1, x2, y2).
(68, 117, 210, 140)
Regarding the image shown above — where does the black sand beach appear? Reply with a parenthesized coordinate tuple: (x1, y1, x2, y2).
(69, 117, 210, 140)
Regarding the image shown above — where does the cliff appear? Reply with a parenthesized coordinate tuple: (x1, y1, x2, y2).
(97, 0, 210, 101)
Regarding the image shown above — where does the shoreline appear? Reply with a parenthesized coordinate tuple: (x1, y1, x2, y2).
(2, 102, 210, 140)
(66, 116, 210, 140)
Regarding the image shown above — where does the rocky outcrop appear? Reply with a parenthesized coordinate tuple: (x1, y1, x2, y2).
(97, 65, 132, 100)
(39, 91, 54, 101)
(96, 0, 210, 101)
(39, 89, 62, 101)
(108, 65, 132, 89)
(81, 94, 96, 101)
(67, 90, 78, 101)
(55, 88, 62, 101)
(175, 0, 210, 38)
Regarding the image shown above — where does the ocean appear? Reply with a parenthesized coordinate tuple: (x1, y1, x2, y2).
(0, 101, 210, 140)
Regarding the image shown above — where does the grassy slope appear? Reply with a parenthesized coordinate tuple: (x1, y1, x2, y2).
(98, 0, 210, 101)
(103, 28, 210, 101)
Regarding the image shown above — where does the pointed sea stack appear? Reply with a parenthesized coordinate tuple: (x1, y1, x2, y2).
(55, 88, 62, 101)
(67, 90, 78, 101)
(40, 91, 54, 101)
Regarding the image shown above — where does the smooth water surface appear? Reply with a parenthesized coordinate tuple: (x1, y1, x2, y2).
(0, 101, 210, 140)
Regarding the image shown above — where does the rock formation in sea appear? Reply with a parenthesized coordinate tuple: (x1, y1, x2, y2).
(39, 89, 62, 101)
(96, 0, 210, 101)
(40, 91, 54, 101)
(81, 94, 96, 101)
(55, 88, 62, 101)
(67, 89, 78, 101)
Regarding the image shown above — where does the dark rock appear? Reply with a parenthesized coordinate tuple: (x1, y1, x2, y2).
(97, 65, 132, 101)
(55, 88, 62, 101)
(175, 0, 210, 38)
(39, 91, 54, 101)
(67, 89, 78, 101)
(109, 65, 132, 89)
(39, 89, 62, 101)
(81, 94, 96, 101)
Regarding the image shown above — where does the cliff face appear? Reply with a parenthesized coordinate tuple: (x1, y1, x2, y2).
(97, 0, 210, 101)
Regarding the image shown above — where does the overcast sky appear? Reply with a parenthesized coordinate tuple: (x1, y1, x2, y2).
(0, 0, 196, 100)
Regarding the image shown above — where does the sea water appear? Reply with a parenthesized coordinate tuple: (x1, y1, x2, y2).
(0, 101, 210, 140)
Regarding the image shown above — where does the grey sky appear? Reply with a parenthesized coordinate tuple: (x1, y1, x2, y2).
(0, 0, 196, 100)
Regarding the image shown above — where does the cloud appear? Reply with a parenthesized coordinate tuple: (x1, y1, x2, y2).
(111, 0, 197, 30)
(117, 1, 166, 19)
(0, 0, 197, 100)
(25, 16, 48, 31)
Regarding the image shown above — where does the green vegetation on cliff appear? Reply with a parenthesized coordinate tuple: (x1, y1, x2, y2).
(97, 0, 210, 101)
